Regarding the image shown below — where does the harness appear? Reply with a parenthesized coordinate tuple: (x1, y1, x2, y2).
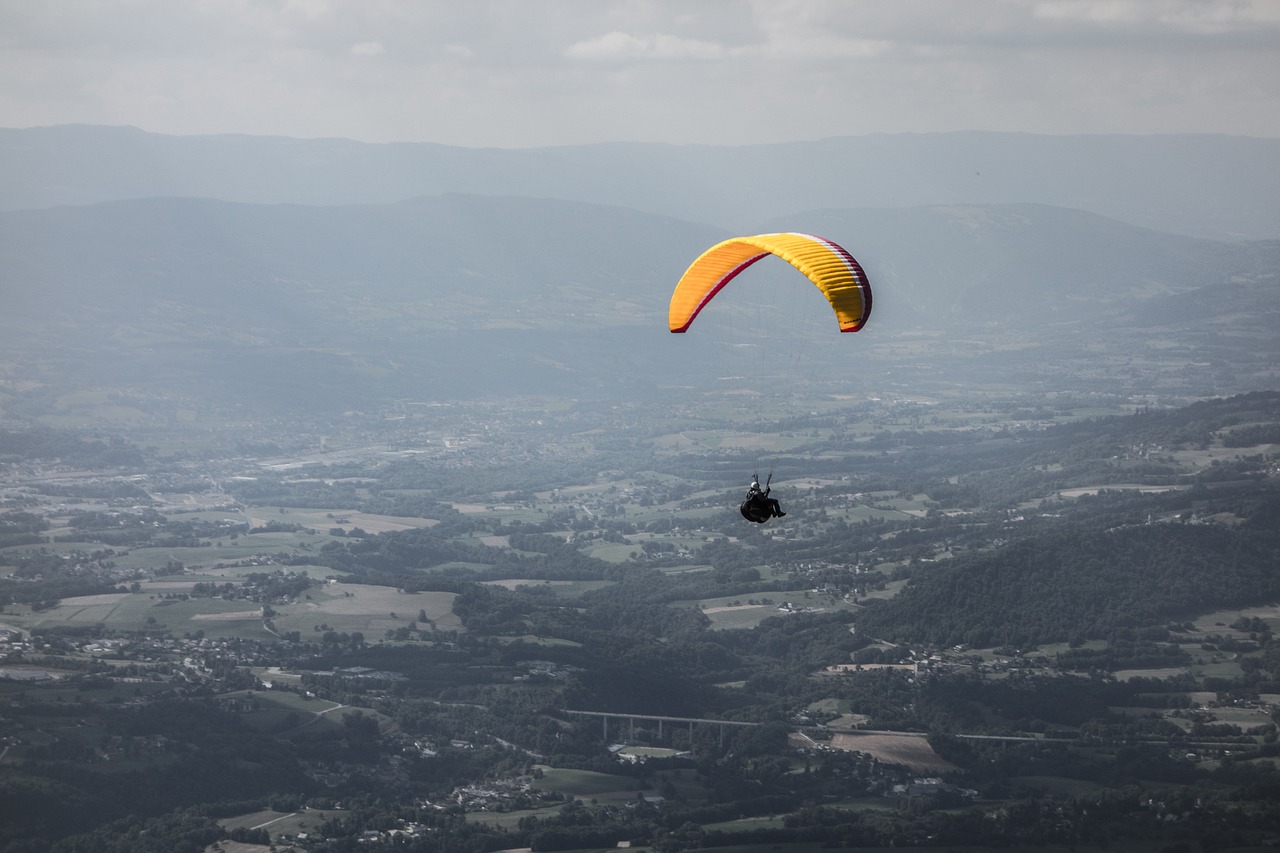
(740, 495, 772, 523)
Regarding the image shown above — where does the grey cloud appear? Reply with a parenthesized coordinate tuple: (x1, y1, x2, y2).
(1, 0, 1277, 146)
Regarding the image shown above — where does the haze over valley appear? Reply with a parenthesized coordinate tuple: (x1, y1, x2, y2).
(2, 124, 1279, 853)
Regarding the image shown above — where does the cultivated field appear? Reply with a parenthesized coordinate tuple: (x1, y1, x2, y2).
(1, 581, 460, 641)
(529, 766, 657, 803)
(827, 732, 959, 775)
(266, 582, 461, 637)
(219, 806, 346, 844)
(481, 578, 612, 596)
(251, 507, 440, 534)
(681, 588, 861, 630)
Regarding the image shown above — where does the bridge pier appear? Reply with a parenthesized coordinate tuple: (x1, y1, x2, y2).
(564, 709, 758, 753)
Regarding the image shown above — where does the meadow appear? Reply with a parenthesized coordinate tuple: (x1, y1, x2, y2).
(827, 732, 959, 775)
(530, 766, 650, 800)
(268, 582, 462, 639)
(218, 806, 346, 842)
(2, 579, 461, 642)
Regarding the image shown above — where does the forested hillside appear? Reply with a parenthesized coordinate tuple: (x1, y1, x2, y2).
(858, 515, 1280, 648)
(5, 126, 1280, 240)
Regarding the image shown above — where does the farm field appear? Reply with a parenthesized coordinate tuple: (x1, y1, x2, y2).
(252, 506, 441, 534)
(9, 591, 274, 636)
(461, 800, 569, 830)
(530, 767, 655, 801)
(268, 582, 461, 638)
(219, 806, 346, 839)
(680, 588, 861, 630)
(217, 688, 351, 733)
(481, 578, 614, 597)
(805, 698, 873, 729)
(827, 732, 959, 775)
(701, 815, 790, 833)
(1194, 605, 1280, 633)
(0, 581, 461, 641)
(108, 533, 322, 572)
(1010, 776, 1109, 797)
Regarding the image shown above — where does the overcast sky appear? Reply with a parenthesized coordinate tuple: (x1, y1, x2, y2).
(2, 0, 1278, 148)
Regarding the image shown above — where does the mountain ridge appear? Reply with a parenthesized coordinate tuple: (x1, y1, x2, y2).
(4, 125, 1279, 241)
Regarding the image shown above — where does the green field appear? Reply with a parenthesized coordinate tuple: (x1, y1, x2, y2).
(105, 531, 327, 571)
(530, 767, 651, 799)
(482, 578, 614, 597)
(269, 582, 461, 638)
(219, 689, 350, 733)
(9, 591, 275, 636)
(1, 580, 460, 641)
(257, 506, 441, 535)
(581, 541, 647, 562)
(678, 589, 860, 630)
(1010, 775, 1109, 797)
(617, 746, 685, 759)
(219, 806, 345, 839)
(701, 815, 791, 833)
(462, 801, 570, 830)
(1203, 706, 1274, 732)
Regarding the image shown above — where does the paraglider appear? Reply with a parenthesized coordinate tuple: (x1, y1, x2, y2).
(669, 233, 872, 524)
(741, 474, 784, 523)
(668, 232, 871, 334)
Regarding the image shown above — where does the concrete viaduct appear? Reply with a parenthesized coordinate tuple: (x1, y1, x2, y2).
(563, 709, 759, 747)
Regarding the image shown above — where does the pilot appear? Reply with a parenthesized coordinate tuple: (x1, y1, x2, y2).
(747, 479, 785, 518)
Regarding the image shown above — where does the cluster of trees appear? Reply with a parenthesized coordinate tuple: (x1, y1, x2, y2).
(0, 427, 145, 469)
(188, 570, 316, 604)
(0, 511, 47, 548)
(0, 549, 125, 608)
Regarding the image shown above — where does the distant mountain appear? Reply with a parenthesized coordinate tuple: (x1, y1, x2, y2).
(763, 204, 1252, 328)
(0, 195, 721, 409)
(3, 125, 1279, 241)
(2, 194, 713, 332)
(2, 194, 1276, 413)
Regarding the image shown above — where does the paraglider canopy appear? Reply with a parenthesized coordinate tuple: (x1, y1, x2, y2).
(669, 232, 871, 334)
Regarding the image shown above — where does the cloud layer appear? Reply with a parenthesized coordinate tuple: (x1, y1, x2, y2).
(2, 0, 1278, 146)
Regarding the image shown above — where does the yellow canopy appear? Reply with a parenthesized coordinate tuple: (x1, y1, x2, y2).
(669, 232, 871, 334)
